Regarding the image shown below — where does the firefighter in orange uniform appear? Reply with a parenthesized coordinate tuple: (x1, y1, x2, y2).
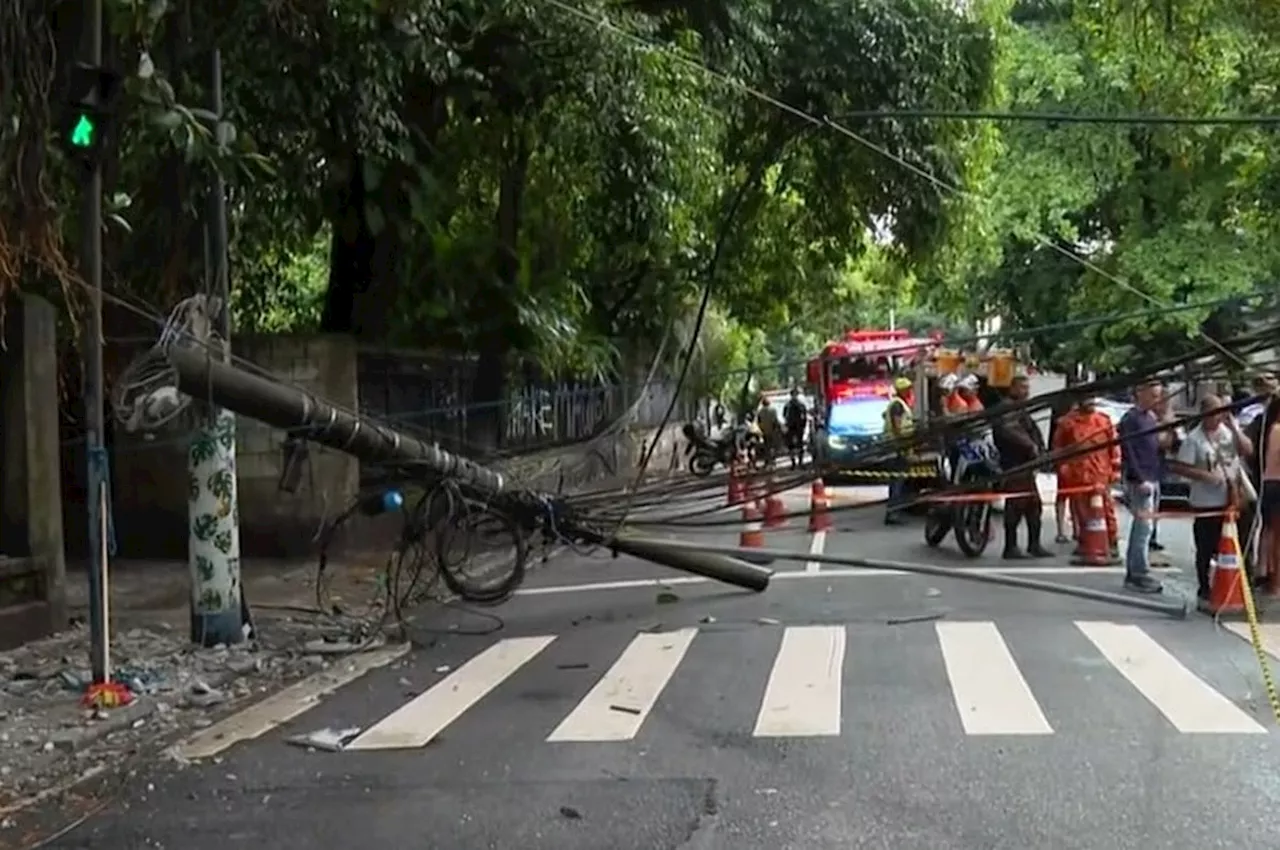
(1051, 396, 1120, 556)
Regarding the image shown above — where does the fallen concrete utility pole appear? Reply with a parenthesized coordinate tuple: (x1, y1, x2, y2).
(164, 344, 772, 594)
(612, 536, 1188, 618)
(593, 534, 772, 593)
(167, 344, 506, 495)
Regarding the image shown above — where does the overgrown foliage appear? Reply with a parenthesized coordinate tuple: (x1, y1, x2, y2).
(923, 0, 1280, 368)
(6, 0, 1273, 393)
(2, 0, 992, 389)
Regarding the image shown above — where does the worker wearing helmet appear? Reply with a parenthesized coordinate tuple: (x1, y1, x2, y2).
(957, 374, 985, 413)
(883, 376, 916, 525)
(938, 373, 962, 416)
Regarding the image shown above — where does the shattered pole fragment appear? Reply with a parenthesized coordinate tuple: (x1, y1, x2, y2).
(285, 726, 362, 752)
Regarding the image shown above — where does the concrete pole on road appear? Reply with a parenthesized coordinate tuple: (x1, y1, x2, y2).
(187, 49, 245, 647)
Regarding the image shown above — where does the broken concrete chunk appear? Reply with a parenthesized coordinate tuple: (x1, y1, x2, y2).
(284, 726, 362, 752)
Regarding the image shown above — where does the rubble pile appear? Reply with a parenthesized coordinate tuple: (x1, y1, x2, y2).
(0, 618, 363, 814)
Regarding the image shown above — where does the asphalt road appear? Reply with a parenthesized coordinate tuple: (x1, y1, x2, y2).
(40, 473, 1280, 850)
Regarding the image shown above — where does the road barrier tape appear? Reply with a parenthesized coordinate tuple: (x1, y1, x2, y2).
(920, 483, 1100, 504)
(1233, 570, 1280, 727)
(838, 466, 940, 479)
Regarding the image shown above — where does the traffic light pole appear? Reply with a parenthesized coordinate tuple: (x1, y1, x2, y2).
(81, 0, 111, 684)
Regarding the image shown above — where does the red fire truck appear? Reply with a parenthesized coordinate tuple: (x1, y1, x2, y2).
(805, 329, 941, 480)
(806, 329, 939, 405)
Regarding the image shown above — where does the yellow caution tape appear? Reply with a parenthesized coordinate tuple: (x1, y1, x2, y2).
(1235, 571, 1280, 727)
(838, 465, 938, 479)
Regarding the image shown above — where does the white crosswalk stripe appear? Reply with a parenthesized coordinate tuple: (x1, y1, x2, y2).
(754, 625, 846, 737)
(1075, 621, 1266, 734)
(296, 620, 1275, 753)
(937, 621, 1052, 735)
(346, 635, 555, 751)
(548, 628, 696, 742)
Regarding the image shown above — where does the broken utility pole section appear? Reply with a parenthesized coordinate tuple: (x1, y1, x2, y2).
(160, 344, 771, 594)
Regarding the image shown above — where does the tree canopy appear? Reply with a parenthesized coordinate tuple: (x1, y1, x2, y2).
(924, 0, 1280, 368)
(3, 0, 1277, 399)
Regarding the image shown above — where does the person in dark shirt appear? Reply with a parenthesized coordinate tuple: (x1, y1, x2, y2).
(1117, 381, 1165, 594)
(993, 375, 1052, 559)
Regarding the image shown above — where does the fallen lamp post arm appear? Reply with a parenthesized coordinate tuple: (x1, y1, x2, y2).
(164, 343, 772, 594)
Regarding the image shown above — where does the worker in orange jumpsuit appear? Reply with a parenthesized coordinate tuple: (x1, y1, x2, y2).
(1051, 396, 1120, 556)
(942, 373, 984, 415)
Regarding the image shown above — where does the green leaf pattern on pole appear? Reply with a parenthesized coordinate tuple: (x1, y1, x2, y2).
(188, 408, 242, 616)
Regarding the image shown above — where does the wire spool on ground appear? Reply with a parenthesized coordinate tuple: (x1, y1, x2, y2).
(434, 493, 528, 605)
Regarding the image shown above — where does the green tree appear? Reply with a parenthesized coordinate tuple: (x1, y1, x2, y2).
(926, 0, 1280, 367)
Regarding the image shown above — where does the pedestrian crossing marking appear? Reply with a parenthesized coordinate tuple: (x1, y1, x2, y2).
(346, 635, 556, 751)
(1223, 621, 1280, 661)
(753, 625, 846, 737)
(252, 622, 1280, 758)
(547, 628, 697, 742)
(1076, 622, 1266, 735)
(937, 621, 1052, 735)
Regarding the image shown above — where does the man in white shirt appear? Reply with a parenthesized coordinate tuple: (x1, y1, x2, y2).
(1170, 394, 1253, 603)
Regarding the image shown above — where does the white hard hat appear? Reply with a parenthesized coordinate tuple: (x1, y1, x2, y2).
(959, 374, 979, 389)
(939, 374, 959, 392)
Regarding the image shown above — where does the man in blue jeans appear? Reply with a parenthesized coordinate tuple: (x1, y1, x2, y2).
(1117, 381, 1165, 594)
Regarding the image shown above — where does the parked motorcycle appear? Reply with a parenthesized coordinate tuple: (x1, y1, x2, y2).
(683, 423, 767, 476)
(923, 432, 1000, 557)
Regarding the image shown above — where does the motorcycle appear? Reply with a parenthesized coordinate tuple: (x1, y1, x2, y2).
(683, 423, 768, 476)
(923, 432, 1000, 557)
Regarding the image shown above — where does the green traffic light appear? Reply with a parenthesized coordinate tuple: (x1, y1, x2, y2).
(70, 113, 96, 147)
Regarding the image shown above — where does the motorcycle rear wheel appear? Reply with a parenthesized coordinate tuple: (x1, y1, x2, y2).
(689, 453, 715, 477)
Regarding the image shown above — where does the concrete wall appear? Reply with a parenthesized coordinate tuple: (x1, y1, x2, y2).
(103, 334, 679, 560)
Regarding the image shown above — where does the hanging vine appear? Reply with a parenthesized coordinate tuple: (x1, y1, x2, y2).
(0, 0, 84, 336)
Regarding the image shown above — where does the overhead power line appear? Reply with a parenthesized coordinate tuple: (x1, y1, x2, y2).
(836, 109, 1280, 126)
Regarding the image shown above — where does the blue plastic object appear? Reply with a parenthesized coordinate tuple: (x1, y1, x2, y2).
(381, 489, 404, 513)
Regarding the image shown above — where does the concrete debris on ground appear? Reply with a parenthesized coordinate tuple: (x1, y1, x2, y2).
(0, 616, 369, 813)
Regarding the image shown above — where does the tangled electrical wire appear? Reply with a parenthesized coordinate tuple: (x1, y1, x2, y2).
(613, 315, 1280, 534)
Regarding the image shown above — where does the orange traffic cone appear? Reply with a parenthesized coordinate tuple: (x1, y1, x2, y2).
(762, 470, 786, 529)
(727, 461, 745, 506)
(1206, 512, 1246, 615)
(739, 502, 764, 549)
(808, 480, 832, 532)
(1071, 487, 1116, 566)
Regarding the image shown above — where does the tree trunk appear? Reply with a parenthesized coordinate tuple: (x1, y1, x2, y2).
(320, 153, 374, 334)
(470, 121, 532, 450)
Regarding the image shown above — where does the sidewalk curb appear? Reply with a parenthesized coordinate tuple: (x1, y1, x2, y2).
(168, 643, 411, 761)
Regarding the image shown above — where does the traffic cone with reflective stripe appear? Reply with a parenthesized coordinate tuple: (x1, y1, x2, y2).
(1070, 486, 1117, 566)
(808, 479, 832, 532)
(1206, 511, 1246, 615)
(727, 460, 745, 506)
(739, 501, 764, 549)
(762, 470, 786, 529)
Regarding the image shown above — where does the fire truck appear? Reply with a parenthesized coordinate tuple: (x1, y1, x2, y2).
(805, 329, 1021, 484)
(804, 329, 939, 482)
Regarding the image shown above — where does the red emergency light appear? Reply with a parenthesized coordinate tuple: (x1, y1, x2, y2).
(829, 380, 891, 401)
(845, 329, 909, 343)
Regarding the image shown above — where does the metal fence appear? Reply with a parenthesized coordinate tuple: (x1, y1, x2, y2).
(356, 348, 689, 482)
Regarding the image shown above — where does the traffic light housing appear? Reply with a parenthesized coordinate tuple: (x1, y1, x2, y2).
(60, 63, 122, 169)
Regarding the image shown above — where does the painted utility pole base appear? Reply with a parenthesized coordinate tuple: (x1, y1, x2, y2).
(188, 407, 244, 646)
